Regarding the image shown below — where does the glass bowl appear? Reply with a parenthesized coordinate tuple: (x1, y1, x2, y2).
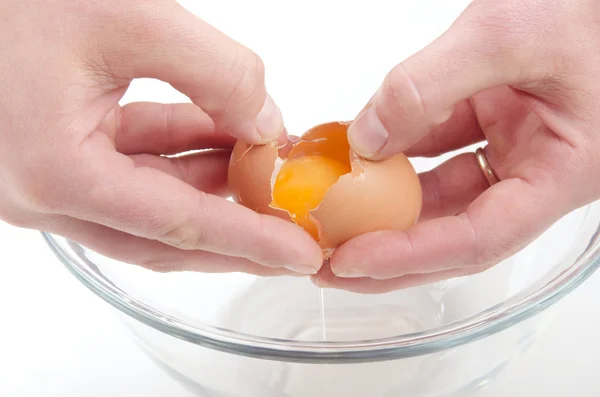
(41, 1, 600, 395)
(43, 195, 600, 397)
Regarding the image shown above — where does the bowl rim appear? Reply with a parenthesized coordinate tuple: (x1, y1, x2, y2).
(43, 202, 600, 364)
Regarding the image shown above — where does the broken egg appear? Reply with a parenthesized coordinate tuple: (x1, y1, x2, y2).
(227, 121, 422, 257)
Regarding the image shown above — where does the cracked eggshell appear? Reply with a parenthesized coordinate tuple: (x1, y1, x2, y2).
(228, 121, 423, 255)
(227, 140, 292, 222)
(286, 121, 352, 163)
(294, 121, 422, 251)
(312, 151, 422, 251)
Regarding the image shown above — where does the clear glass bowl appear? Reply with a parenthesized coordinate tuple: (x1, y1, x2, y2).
(41, 1, 600, 395)
(43, 196, 600, 397)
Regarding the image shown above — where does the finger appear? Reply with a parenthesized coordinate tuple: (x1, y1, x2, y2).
(346, 2, 552, 159)
(418, 152, 489, 221)
(129, 150, 231, 196)
(42, 131, 323, 272)
(42, 215, 298, 277)
(330, 177, 564, 280)
(312, 265, 486, 294)
(95, 2, 284, 143)
(405, 100, 484, 158)
(97, 102, 236, 155)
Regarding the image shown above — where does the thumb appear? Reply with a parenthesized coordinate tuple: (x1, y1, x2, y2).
(347, 1, 551, 159)
(91, 1, 283, 144)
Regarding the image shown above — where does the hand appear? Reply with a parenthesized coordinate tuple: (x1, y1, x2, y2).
(315, 0, 600, 293)
(0, 0, 323, 276)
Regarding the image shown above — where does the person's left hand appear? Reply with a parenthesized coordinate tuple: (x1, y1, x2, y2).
(311, 0, 600, 293)
(312, 91, 510, 292)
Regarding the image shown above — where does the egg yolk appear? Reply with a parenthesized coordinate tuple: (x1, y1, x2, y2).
(271, 155, 350, 239)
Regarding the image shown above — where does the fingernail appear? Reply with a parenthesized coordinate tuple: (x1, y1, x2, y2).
(284, 264, 318, 275)
(347, 106, 389, 158)
(255, 94, 284, 141)
(334, 270, 364, 278)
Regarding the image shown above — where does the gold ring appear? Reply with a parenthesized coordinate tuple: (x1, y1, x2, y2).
(475, 147, 499, 186)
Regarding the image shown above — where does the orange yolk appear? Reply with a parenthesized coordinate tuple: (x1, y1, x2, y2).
(272, 155, 350, 239)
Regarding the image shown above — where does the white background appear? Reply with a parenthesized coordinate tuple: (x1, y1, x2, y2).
(2, 0, 600, 396)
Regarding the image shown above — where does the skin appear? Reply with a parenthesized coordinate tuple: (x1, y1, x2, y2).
(318, 0, 600, 293)
(0, 0, 324, 276)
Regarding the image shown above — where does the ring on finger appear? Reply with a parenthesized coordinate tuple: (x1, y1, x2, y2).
(475, 147, 500, 186)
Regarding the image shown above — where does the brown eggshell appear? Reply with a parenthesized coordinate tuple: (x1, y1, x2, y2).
(312, 148, 422, 251)
(227, 141, 292, 221)
(287, 121, 351, 165)
(229, 121, 423, 256)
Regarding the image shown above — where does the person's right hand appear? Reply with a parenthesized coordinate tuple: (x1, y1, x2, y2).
(0, 0, 323, 276)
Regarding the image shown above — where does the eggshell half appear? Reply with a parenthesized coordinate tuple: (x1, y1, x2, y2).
(312, 152, 422, 250)
(287, 121, 352, 165)
(227, 141, 292, 221)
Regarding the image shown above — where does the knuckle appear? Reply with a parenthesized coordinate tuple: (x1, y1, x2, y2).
(378, 64, 431, 129)
(159, 224, 208, 250)
(154, 192, 213, 250)
(226, 51, 266, 105)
